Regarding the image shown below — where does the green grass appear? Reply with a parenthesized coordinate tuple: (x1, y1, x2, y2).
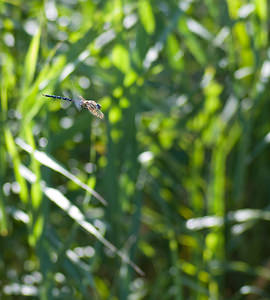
(1, 0, 270, 299)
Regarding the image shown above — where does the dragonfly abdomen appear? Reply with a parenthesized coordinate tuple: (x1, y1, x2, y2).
(43, 94, 73, 102)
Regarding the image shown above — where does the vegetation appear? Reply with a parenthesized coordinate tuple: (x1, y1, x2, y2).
(1, 0, 270, 299)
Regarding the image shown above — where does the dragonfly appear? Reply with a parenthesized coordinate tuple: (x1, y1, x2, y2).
(42, 94, 104, 119)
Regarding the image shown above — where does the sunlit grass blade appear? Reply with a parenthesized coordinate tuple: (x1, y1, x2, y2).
(0, 189, 8, 236)
(4, 130, 28, 204)
(19, 164, 144, 276)
(0, 76, 8, 235)
(45, 186, 144, 276)
(22, 26, 41, 95)
(16, 138, 106, 205)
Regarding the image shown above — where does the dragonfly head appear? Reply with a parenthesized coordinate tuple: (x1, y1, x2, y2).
(96, 103, 101, 110)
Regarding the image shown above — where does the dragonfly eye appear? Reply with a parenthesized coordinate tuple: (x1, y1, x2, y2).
(96, 103, 101, 110)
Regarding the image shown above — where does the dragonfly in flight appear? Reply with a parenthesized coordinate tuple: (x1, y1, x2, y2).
(42, 94, 104, 119)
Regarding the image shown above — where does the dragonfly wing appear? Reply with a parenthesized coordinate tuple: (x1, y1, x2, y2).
(89, 100, 104, 119)
(88, 107, 104, 119)
(94, 109, 104, 119)
(69, 90, 81, 110)
(74, 97, 82, 110)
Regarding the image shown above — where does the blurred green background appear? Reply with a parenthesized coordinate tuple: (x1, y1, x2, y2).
(1, 0, 270, 299)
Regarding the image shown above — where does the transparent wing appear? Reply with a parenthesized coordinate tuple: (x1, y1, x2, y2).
(66, 82, 82, 110)
(89, 107, 104, 119)
(93, 108, 104, 119)
(74, 97, 82, 110)
(71, 89, 82, 110)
